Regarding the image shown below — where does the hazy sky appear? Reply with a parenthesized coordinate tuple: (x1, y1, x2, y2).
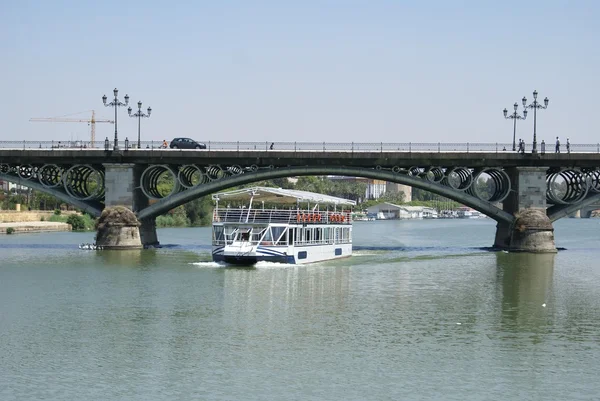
(1, 1, 598, 145)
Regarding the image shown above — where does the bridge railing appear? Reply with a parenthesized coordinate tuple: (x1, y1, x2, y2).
(2, 140, 600, 153)
(214, 209, 352, 225)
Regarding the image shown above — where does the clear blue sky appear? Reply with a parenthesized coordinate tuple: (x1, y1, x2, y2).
(1, 0, 598, 144)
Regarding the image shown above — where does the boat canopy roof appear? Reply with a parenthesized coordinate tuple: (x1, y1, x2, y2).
(212, 186, 356, 206)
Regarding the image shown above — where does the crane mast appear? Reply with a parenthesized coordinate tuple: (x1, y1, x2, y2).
(29, 110, 114, 147)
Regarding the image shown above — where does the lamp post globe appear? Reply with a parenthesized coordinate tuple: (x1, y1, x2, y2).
(503, 101, 527, 152)
(102, 88, 129, 150)
(522, 90, 549, 154)
(128, 99, 152, 149)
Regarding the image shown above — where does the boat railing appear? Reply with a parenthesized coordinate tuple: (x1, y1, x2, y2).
(213, 209, 352, 225)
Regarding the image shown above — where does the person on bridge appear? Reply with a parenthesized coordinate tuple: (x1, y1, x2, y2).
(567, 138, 571, 153)
(555, 137, 560, 153)
(162, 139, 168, 149)
(270, 142, 274, 150)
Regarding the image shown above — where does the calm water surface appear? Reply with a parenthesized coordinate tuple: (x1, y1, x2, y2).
(1, 219, 599, 400)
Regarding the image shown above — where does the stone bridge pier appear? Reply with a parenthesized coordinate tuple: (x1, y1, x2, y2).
(494, 167, 556, 253)
(102, 163, 159, 248)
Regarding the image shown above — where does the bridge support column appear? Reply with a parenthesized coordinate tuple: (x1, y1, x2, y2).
(496, 167, 556, 253)
(102, 163, 159, 248)
(494, 221, 512, 249)
(139, 218, 159, 247)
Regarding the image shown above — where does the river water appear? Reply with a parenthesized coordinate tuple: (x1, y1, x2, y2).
(1, 218, 599, 400)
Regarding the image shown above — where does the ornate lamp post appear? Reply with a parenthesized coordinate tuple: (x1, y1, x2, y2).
(503, 102, 527, 151)
(522, 90, 549, 154)
(102, 88, 129, 150)
(128, 101, 152, 149)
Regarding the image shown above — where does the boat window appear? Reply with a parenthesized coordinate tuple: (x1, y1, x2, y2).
(213, 226, 224, 243)
(335, 248, 342, 256)
(272, 226, 286, 245)
(298, 251, 307, 259)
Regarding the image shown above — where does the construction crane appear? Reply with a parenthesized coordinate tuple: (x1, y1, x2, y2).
(30, 110, 114, 147)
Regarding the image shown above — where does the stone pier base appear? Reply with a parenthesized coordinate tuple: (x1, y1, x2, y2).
(95, 206, 142, 250)
(508, 208, 557, 253)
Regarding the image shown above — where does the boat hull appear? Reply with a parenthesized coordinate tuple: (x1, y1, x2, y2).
(212, 243, 352, 265)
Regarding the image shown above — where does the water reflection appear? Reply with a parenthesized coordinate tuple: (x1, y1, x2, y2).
(495, 252, 555, 334)
(222, 265, 351, 333)
(96, 249, 146, 266)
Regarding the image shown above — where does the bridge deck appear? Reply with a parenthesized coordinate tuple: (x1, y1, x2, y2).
(1, 149, 599, 168)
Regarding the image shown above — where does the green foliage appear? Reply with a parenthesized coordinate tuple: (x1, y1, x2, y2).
(49, 213, 95, 231)
(66, 214, 86, 231)
(54, 209, 62, 215)
(156, 205, 191, 228)
(184, 196, 214, 226)
(6, 227, 15, 234)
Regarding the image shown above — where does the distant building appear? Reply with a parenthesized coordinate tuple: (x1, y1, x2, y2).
(366, 203, 430, 219)
(329, 176, 412, 202)
(385, 182, 412, 202)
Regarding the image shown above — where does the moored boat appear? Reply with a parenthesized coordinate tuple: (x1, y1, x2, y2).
(211, 187, 355, 265)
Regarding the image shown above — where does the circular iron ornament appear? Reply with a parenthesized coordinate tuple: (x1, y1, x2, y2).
(423, 167, 445, 182)
(408, 166, 422, 177)
(227, 165, 243, 175)
(583, 169, 600, 193)
(392, 166, 404, 174)
(249, 164, 259, 172)
(178, 165, 207, 189)
(0, 164, 11, 174)
(466, 168, 511, 203)
(205, 165, 225, 181)
(375, 165, 382, 171)
(140, 165, 181, 200)
(546, 169, 589, 205)
(63, 164, 105, 201)
(17, 165, 36, 180)
(38, 164, 64, 188)
(442, 167, 473, 191)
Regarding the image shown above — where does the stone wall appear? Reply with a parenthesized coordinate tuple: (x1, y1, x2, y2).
(0, 221, 71, 234)
(0, 211, 79, 223)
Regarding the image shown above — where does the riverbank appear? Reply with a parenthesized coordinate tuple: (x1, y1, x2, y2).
(0, 210, 79, 223)
(0, 221, 71, 234)
(0, 210, 82, 234)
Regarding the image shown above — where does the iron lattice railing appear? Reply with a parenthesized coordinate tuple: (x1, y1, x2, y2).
(0, 140, 598, 153)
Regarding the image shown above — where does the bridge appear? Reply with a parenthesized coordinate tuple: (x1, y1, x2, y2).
(1, 141, 599, 251)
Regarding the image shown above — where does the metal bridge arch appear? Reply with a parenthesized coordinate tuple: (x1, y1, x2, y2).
(547, 192, 600, 222)
(136, 166, 515, 223)
(0, 172, 103, 216)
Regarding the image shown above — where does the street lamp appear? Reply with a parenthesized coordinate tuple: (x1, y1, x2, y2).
(128, 101, 152, 149)
(102, 88, 129, 150)
(522, 90, 549, 154)
(503, 102, 527, 151)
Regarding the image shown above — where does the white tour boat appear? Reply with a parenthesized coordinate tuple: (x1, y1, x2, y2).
(211, 186, 356, 265)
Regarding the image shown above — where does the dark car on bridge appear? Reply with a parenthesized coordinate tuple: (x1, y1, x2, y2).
(169, 138, 207, 149)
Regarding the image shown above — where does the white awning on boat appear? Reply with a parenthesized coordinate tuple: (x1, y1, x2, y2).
(212, 186, 356, 206)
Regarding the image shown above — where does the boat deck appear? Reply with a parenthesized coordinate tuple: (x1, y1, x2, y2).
(213, 208, 352, 225)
